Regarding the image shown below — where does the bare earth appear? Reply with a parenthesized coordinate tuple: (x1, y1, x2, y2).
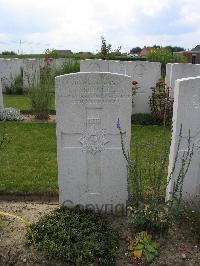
(0, 201, 199, 266)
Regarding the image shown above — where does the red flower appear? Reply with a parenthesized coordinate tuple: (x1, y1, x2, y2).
(132, 80, 138, 86)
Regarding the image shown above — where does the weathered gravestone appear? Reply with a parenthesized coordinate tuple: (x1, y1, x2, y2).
(0, 77, 3, 111)
(167, 76, 200, 200)
(125, 61, 161, 113)
(55, 72, 132, 211)
(80, 59, 161, 114)
(165, 63, 200, 97)
(0, 59, 22, 92)
(80, 59, 109, 72)
(23, 59, 40, 90)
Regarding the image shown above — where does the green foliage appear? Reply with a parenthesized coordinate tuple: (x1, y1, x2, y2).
(147, 48, 187, 77)
(130, 47, 142, 54)
(1, 51, 17, 55)
(6, 73, 23, 95)
(0, 123, 57, 193)
(29, 207, 119, 265)
(99, 36, 112, 59)
(29, 85, 52, 120)
(147, 48, 187, 64)
(128, 231, 159, 263)
(131, 114, 161, 125)
(44, 48, 59, 59)
(149, 80, 174, 126)
(118, 123, 193, 235)
(53, 60, 80, 77)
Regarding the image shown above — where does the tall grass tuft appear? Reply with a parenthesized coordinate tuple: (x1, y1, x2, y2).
(29, 85, 52, 120)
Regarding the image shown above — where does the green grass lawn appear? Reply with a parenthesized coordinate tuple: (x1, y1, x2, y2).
(4, 95, 55, 111)
(0, 122, 57, 193)
(0, 123, 171, 193)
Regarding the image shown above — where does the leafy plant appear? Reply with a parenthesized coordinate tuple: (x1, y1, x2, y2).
(128, 231, 159, 263)
(6, 72, 23, 95)
(28, 207, 119, 265)
(146, 48, 187, 77)
(118, 121, 194, 235)
(29, 85, 52, 120)
(149, 80, 174, 126)
(0, 107, 23, 121)
(99, 36, 112, 59)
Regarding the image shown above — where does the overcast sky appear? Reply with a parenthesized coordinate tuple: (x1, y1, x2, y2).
(0, 0, 199, 54)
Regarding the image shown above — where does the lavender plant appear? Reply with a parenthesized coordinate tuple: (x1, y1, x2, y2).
(117, 120, 194, 234)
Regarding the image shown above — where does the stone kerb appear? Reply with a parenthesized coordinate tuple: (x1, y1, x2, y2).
(55, 72, 132, 211)
(166, 76, 200, 200)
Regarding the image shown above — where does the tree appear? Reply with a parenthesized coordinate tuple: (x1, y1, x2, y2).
(99, 36, 112, 59)
(146, 48, 187, 77)
(1, 51, 16, 55)
(165, 46, 185, 52)
(130, 47, 142, 54)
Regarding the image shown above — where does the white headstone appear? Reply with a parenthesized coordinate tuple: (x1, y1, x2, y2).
(108, 61, 126, 75)
(23, 59, 40, 90)
(80, 59, 161, 114)
(0, 77, 3, 111)
(126, 61, 161, 113)
(165, 63, 200, 97)
(80, 59, 109, 72)
(56, 72, 132, 211)
(167, 76, 200, 200)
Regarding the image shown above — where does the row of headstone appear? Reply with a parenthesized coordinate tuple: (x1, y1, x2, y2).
(0, 58, 75, 93)
(167, 76, 200, 200)
(0, 78, 3, 111)
(55, 70, 200, 209)
(165, 63, 200, 97)
(0, 59, 40, 92)
(80, 59, 161, 114)
(55, 72, 132, 210)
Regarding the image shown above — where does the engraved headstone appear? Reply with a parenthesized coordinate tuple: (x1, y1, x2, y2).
(167, 76, 200, 200)
(81, 60, 161, 114)
(0, 77, 3, 111)
(56, 72, 132, 210)
(126, 61, 161, 113)
(0, 59, 22, 92)
(165, 63, 200, 97)
(23, 59, 40, 90)
(80, 59, 109, 72)
(109, 61, 126, 74)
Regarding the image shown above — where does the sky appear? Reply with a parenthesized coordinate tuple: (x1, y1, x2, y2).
(0, 0, 200, 54)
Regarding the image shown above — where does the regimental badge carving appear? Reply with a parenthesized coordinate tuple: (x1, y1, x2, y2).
(79, 125, 109, 154)
(192, 94, 200, 109)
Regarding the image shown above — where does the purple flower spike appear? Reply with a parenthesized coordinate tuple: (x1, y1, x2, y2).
(117, 118, 120, 129)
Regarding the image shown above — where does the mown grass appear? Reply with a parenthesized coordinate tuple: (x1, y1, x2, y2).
(0, 122, 57, 193)
(0, 123, 171, 193)
(4, 95, 55, 111)
(130, 125, 171, 193)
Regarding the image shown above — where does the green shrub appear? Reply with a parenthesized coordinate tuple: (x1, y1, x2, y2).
(6, 73, 23, 95)
(29, 86, 52, 120)
(146, 48, 187, 77)
(117, 121, 194, 235)
(149, 80, 174, 126)
(29, 207, 119, 265)
(131, 113, 161, 125)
